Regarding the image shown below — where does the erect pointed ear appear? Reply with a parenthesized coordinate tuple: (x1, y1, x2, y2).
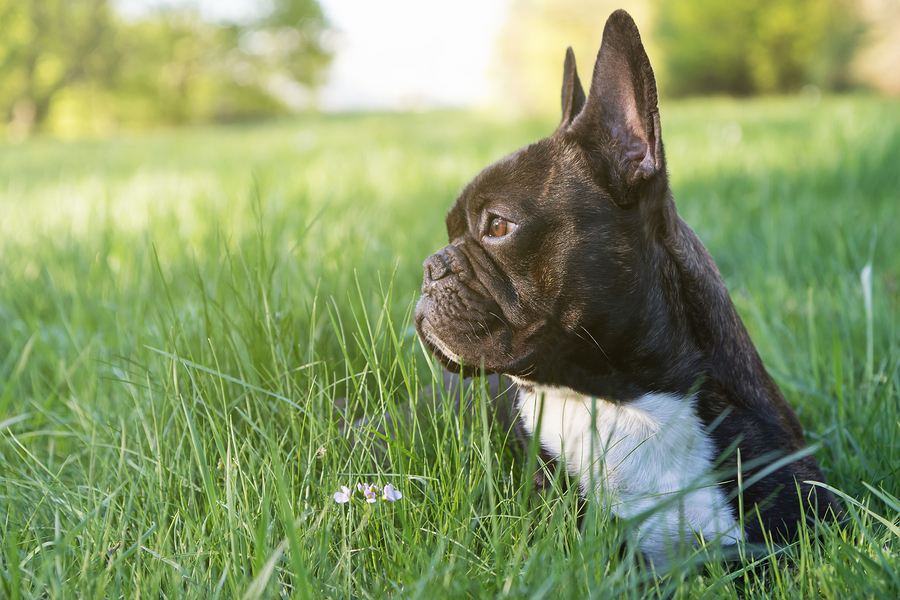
(557, 47, 585, 132)
(572, 10, 664, 205)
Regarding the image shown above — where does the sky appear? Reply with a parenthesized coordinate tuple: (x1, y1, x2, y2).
(318, 0, 510, 111)
(117, 0, 512, 111)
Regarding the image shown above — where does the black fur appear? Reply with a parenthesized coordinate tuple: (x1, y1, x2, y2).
(415, 9, 841, 544)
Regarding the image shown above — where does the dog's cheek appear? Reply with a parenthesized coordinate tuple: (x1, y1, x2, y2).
(524, 231, 570, 301)
(527, 244, 565, 297)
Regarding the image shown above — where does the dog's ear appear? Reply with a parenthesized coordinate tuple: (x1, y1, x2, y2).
(571, 10, 664, 205)
(557, 47, 585, 132)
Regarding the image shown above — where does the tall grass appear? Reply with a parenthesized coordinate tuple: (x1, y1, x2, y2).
(0, 97, 898, 598)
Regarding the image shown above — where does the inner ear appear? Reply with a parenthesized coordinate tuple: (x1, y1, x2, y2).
(572, 10, 664, 196)
(557, 47, 585, 132)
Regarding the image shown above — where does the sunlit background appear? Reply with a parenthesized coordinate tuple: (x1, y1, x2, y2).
(2, 0, 898, 140)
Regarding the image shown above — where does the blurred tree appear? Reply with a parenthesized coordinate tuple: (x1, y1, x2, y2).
(0, 0, 332, 138)
(654, 0, 865, 96)
(222, 0, 333, 114)
(0, 0, 118, 138)
(253, 0, 332, 88)
(104, 11, 285, 127)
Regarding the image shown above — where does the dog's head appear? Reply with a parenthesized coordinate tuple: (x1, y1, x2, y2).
(415, 10, 674, 394)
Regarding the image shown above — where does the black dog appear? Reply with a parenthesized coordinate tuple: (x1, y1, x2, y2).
(415, 10, 840, 566)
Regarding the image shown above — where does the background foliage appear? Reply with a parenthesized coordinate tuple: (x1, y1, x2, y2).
(3, 0, 899, 135)
(0, 0, 332, 138)
(655, 0, 863, 96)
(494, 0, 900, 115)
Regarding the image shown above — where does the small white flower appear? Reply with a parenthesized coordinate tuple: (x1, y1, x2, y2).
(382, 484, 402, 502)
(337, 481, 403, 505)
(358, 482, 379, 503)
(333, 485, 351, 504)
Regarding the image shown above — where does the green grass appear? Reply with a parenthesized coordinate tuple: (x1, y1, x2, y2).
(0, 96, 898, 598)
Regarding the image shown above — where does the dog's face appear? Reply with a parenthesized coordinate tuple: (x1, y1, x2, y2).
(415, 11, 670, 394)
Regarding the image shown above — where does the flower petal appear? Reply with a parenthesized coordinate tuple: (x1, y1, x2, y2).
(382, 484, 402, 501)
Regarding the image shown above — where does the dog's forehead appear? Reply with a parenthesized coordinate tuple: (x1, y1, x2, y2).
(469, 139, 569, 200)
(446, 138, 583, 239)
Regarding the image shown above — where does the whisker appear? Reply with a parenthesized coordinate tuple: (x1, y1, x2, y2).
(580, 326, 610, 361)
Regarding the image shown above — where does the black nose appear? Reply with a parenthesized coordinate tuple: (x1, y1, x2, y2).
(423, 252, 450, 283)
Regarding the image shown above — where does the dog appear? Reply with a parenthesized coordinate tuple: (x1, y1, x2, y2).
(414, 9, 841, 566)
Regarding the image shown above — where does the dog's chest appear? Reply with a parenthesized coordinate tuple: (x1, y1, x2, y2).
(515, 385, 740, 559)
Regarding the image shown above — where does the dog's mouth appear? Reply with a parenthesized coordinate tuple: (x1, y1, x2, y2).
(415, 309, 502, 377)
(416, 311, 553, 382)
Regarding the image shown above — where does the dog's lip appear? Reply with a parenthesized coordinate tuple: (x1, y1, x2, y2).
(417, 316, 458, 359)
(417, 313, 537, 379)
(416, 317, 464, 373)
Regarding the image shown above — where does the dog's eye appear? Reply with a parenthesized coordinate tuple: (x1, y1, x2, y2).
(488, 217, 516, 238)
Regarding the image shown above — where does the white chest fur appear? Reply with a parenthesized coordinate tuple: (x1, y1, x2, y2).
(515, 384, 741, 564)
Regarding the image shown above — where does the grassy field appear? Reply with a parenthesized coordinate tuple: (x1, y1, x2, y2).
(1, 96, 899, 598)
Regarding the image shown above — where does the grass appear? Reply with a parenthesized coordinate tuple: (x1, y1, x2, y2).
(0, 95, 898, 598)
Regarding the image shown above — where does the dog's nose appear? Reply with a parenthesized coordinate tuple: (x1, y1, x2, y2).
(423, 252, 450, 283)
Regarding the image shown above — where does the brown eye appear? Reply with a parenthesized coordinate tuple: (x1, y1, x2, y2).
(489, 217, 512, 238)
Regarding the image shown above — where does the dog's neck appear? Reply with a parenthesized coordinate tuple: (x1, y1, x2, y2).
(660, 209, 788, 411)
(573, 194, 786, 411)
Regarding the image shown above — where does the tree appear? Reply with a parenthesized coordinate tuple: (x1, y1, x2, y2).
(0, 0, 117, 137)
(0, 0, 333, 137)
(654, 0, 865, 96)
(223, 0, 334, 113)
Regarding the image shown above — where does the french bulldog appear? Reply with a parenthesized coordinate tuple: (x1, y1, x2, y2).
(414, 9, 841, 565)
